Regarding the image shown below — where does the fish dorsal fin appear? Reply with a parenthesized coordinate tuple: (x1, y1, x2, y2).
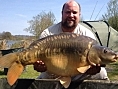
(7, 62, 24, 86)
(59, 77, 71, 88)
(77, 66, 90, 73)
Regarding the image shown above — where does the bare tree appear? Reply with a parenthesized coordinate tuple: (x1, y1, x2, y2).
(1, 31, 12, 40)
(24, 11, 56, 38)
(102, 0, 118, 31)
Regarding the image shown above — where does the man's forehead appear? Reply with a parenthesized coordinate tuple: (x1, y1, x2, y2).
(65, 1, 79, 7)
(64, 2, 79, 11)
(64, 5, 79, 12)
(65, 9, 78, 13)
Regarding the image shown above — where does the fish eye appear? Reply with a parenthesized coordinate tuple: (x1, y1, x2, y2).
(103, 49, 108, 53)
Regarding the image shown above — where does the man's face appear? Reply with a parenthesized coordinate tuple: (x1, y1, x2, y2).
(62, 2, 80, 29)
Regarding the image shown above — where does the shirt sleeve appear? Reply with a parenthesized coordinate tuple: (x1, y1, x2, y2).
(78, 24, 96, 40)
(85, 29, 96, 40)
(39, 23, 62, 39)
(39, 28, 50, 39)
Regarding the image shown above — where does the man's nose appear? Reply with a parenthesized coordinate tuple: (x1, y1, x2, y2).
(69, 12, 74, 17)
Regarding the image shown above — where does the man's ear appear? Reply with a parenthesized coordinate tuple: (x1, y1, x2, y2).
(62, 11, 63, 15)
(79, 12, 81, 16)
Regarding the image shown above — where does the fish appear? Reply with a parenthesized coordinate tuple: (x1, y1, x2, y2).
(0, 32, 118, 88)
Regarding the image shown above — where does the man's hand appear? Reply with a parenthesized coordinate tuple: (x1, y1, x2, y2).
(85, 64, 101, 75)
(33, 60, 47, 72)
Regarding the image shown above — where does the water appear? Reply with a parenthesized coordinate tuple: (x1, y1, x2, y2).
(0, 40, 21, 49)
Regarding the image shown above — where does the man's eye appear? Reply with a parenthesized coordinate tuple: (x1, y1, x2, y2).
(66, 11, 70, 14)
(73, 11, 77, 14)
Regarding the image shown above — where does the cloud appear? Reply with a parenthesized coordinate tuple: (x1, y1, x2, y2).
(15, 14, 27, 18)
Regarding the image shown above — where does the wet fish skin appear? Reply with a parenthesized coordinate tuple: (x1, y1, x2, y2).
(87, 45, 118, 65)
(0, 33, 117, 86)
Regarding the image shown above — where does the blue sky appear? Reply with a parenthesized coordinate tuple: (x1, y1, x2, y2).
(0, 0, 110, 35)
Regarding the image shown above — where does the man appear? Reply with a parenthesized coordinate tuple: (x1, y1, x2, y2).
(34, 0, 109, 82)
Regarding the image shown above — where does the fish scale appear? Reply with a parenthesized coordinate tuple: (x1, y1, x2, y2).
(16, 33, 100, 73)
(0, 32, 118, 86)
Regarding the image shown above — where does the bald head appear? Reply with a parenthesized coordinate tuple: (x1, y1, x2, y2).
(62, 1, 81, 13)
(61, 1, 81, 31)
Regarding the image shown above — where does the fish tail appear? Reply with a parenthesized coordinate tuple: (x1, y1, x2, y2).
(0, 53, 18, 68)
(7, 62, 24, 86)
(0, 53, 25, 85)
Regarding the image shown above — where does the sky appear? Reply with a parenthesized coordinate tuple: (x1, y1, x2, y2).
(0, 0, 110, 35)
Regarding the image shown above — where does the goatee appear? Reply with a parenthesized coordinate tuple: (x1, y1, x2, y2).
(62, 20, 76, 29)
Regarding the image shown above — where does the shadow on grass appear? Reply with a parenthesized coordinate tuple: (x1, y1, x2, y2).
(0, 71, 5, 75)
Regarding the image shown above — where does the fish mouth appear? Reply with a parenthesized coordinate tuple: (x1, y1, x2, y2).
(111, 59, 117, 62)
(113, 57, 118, 62)
(111, 54, 118, 62)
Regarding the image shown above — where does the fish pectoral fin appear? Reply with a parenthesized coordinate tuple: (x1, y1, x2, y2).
(77, 66, 91, 73)
(59, 77, 71, 88)
(7, 62, 24, 86)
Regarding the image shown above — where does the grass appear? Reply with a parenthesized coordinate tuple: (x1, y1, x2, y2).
(0, 63, 118, 80)
(106, 61, 118, 80)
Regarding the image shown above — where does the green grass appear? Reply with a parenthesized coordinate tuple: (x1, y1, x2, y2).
(106, 61, 118, 80)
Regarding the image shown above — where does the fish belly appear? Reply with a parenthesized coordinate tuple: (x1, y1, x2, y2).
(41, 53, 81, 77)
